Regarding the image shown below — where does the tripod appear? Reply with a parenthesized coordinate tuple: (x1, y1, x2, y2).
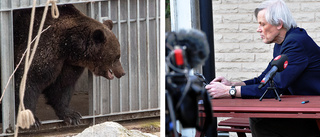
(259, 80, 281, 101)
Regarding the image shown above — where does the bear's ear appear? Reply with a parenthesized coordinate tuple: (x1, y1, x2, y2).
(92, 29, 106, 43)
(103, 20, 113, 30)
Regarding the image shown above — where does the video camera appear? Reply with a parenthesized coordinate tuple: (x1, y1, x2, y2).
(165, 29, 213, 137)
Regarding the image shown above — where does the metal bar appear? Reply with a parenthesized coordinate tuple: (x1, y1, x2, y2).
(98, 1, 103, 114)
(156, 0, 160, 108)
(42, 108, 160, 125)
(117, 0, 122, 113)
(108, 0, 111, 18)
(108, 0, 112, 115)
(18, 0, 21, 7)
(108, 17, 157, 24)
(102, 14, 159, 22)
(136, 0, 141, 110)
(0, 0, 15, 134)
(88, 2, 97, 125)
(98, 77, 102, 114)
(98, 2, 102, 22)
(127, 0, 131, 111)
(146, 0, 150, 109)
(0, 0, 114, 12)
(29, 0, 32, 6)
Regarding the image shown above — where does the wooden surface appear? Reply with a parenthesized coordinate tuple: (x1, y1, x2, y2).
(199, 95, 320, 118)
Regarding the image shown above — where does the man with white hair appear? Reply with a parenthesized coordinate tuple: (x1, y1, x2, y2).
(205, 0, 320, 136)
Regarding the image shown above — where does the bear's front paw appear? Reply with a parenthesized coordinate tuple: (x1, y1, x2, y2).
(34, 117, 42, 129)
(59, 109, 82, 125)
(29, 116, 41, 129)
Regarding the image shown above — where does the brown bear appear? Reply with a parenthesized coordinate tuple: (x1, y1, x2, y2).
(12, 4, 125, 127)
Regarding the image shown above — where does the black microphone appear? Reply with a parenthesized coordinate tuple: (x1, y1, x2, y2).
(166, 29, 210, 68)
(258, 54, 288, 89)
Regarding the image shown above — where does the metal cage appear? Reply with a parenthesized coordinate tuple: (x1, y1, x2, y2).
(0, 0, 160, 135)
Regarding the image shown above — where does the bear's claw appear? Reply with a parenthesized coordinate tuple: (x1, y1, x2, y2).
(60, 110, 82, 125)
(33, 116, 42, 129)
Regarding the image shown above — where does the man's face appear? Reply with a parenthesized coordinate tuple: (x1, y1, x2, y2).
(256, 9, 280, 44)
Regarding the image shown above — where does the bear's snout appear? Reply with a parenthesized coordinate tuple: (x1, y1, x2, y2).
(111, 60, 125, 79)
(115, 71, 125, 78)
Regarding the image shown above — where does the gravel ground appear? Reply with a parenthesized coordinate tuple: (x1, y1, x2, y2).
(18, 117, 160, 137)
(74, 122, 158, 137)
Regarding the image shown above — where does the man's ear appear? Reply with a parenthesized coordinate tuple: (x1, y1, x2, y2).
(92, 29, 106, 43)
(103, 20, 113, 30)
(277, 20, 284, 30)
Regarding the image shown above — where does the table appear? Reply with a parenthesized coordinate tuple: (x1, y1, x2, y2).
(199, 95, 320, 118)
(197, 95, 320, 137)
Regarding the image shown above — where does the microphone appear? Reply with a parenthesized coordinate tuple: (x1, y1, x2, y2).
(166, 29, 210, 69)
(258, 54, 288, 89)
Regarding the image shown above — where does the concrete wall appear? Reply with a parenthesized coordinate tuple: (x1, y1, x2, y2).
(212, 0, 320, 82)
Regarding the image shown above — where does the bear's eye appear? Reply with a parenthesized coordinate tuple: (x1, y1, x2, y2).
(115, 55, 120, 60)
(112, 55, 120, 65)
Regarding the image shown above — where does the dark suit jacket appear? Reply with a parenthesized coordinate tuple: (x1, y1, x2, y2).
(242, 27, 320, 98)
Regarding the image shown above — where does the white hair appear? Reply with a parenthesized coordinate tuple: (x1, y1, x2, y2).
(254, 0, 297, 30)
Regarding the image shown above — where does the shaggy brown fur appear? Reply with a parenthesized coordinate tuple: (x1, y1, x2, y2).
(12, 4, 125, 127)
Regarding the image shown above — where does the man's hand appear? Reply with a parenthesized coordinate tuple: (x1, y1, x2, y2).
(212, 76, 232, 86)
(205, 82, 231, 98)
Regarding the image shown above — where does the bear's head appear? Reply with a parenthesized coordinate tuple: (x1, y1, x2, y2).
(66, 19, 125, 80)
(89, 20, 126, 79)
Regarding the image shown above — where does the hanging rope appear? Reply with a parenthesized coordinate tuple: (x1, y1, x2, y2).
(0, 26, 51, 103)
(14, 0, 59, 136)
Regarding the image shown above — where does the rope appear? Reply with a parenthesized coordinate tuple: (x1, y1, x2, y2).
(0, 26, 51, 103)
(14, 0, 59, 136)
(51, 1, 59, 18)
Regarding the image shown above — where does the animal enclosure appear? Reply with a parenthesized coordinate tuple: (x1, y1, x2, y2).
(0, 0, 160, 135)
